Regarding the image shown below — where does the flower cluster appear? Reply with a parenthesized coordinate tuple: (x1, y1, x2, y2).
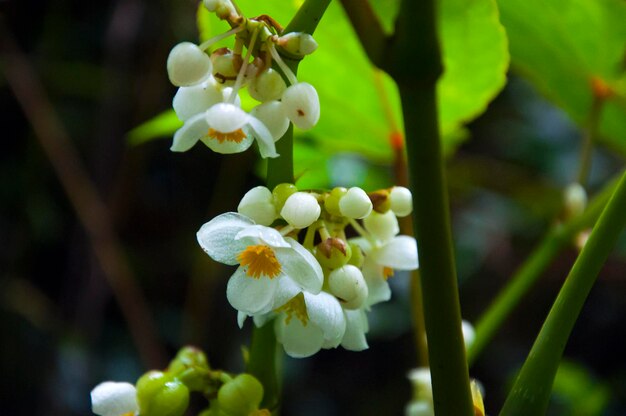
(91, 346, 270, 416)
(197, 183, 418, 358)
(166, 0, 320, 158)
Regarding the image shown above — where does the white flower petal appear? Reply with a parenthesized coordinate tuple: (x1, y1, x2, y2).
(270, 277, 303, 310)
(373, 235, 419, 270)
(234, 225, 290, 248)
(199, 129, 254, 154)
(226, 267, 279, 314)
(197, 212, 254, 265)
(275, 316, 324, 358)
(173, 78, 224, 121)
(341, 309, 369, 351)
(237, 311, 247, 328)
(91, 381, 137, 416)
(349, 237, 373, 254)
(363, 210, 399, 242)
(247, 116, 279, 158)
(250, 101, 289, 141)
(205, 103, 248, 132)
(361, 259, 391, 307)
(237, 186, 277, 226)
(171, 113, 208, 152)
(304, 291, 346, 346)
(276, 237, 323, 294)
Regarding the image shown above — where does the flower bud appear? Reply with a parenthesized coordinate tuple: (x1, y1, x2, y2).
(389, 186, 413, 217)
(250, 101, 289, 141)
(315, 237, 352, 269)
(167, 42, 212, 87)
(328, 265, 368, 309)
(563, 182, 587, 219)
(168, 346, 209, 374)
(91, 381, 137, 416)
(339, 187, 372, 219)
(369, 189, 391, 213)
(272, 183, 298, 211)
(324, 187, 347, 217)
(211, 48, 239, 86)
(217, 374, 264, 415)
(277, 32, 318, 56)
(136, 371, 190, 416)
(238, 186, 278, 226)
(204, 0, 237, 18)
(363, 210, 399, 242)
(347, 242, 364, 268)
(280, 192, 320, 229)
(281, 82, 320, 130)
(249, 68, 287, 102)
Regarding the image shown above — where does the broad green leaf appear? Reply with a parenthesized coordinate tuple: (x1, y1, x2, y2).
(127, 110, 181, 146)
(497, 0, 626, 155)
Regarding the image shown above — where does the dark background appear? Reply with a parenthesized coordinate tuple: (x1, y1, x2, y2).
(1, 0, 625, 415)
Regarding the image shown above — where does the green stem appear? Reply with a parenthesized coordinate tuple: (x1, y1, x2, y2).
(338, 0, 388, 66)
(248, 0, 330, 412)
(500, 170, 626, 415)
(468, 177, 618, 364)
(576, 96, 604, 186)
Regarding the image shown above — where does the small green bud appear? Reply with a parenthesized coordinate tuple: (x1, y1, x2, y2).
(272, 183, 298, 212)
(347, 242, 364, 268)
(325, 187, 347, 217)
(217, 374, 264, 416)
(168, 346, 209, 374)
(136, 371, 190, 416)
(315, 237, 352, 269)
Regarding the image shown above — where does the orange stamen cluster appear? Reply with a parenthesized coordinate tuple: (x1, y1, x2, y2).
(207, 127, 247, 143)
(237, 244, 282, 279)
(275, 292, 309, 326)
(383, 266, 395, 280)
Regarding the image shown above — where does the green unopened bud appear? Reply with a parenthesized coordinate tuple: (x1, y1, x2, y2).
(277, 32, 318, 56)
(136, 371, 190, 416)
(324, 187, 348, 217)
(389, 186, 413, 217)
(328, 265, 368, 310)
(168, 346, 209, 374)
(211, 48, 239, 85)
(347, 242, 365, 268)
(272, 183, 298, 212)
(368, 189, 391, 213)
(217, 374, 264, 416)
(280, 192, 320, 229)
(339, 187, 373, 219)
(315, 237, 352, 269)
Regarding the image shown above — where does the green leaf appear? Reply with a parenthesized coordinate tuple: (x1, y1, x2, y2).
(497, 0, 626, 154)
(127, 110, 181, 146)
(551, 361, 610, 416)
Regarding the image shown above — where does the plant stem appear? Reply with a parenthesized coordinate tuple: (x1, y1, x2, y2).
(576, 95, 604, 186)
(339, 0, 387, 66)
(468, 177, 618, 364)
(500, 170, 626, 415)
(248, 0, 330, 412)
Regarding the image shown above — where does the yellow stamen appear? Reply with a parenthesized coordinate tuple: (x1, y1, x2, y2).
(122, 413, 134, 416)
(207, 127, 247, 143)
(237, 244, 282, 279)
(275, 292, 309, 326)
(383, 266, 395, 280)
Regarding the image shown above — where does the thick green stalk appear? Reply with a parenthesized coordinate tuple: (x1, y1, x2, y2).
(468, 177, 617, 364)
(389, 0, 474, 414)
(247, 0, 330, 411)
(500, 171, 626, 415)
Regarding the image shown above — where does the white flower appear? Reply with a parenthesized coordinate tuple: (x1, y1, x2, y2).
(281, 82, 320, 130)
(167, 42, 212, 87)
(280, 192, 320, 229)
(172, 77, 225, 121)
(273, 279, 346, 358)
(237, 186, 278, 226)
(341, 308, 369, 351)
(91, 381, 137, 416)
(354, 210, 418, 306)
(339, 187, 373, 219)
(171, 103, 278, 158)
(197, 213, 323, 315)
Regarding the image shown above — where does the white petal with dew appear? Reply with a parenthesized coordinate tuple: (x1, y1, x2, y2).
(91, 381, 137, 416)
(205, 103, 248, 132)
(341, 309, 369, 351)
(277, 237, 324, 294)
(247, 116, 279, 158)
(197, 212, 254, 265)
(171, 113, 208, 152)
(173, 78, 224, 121)
(275, 315, 324, 358)
(226, 267, 279, 314)
(373, 236, 419, 270)
(304, 291, 346, 346)
(235, 225, 290, 248)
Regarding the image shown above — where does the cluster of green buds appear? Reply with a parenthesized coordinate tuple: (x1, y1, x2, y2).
(166, 0, 320, 158)
(90, 346, 269, 416)
(197, 183, 419, 357)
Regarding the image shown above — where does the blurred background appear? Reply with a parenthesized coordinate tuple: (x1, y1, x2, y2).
(1, 0, 625, 415)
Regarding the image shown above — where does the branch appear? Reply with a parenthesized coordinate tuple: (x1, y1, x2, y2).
(339, 0, 388, 67)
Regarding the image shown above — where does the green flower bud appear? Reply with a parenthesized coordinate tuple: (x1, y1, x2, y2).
(272, 183, 298, 212)
(347, 242, 365, 268)
(368, 189, 391, 213)
(339, 187, 372, 219)
(168, 346, 209, 374)
(328, 265, 368, 310)
(324, 187, 347, 217)
(217, 374, 264, 416)
(315, 237, 352, 269)
(136, 371, 190, 416)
